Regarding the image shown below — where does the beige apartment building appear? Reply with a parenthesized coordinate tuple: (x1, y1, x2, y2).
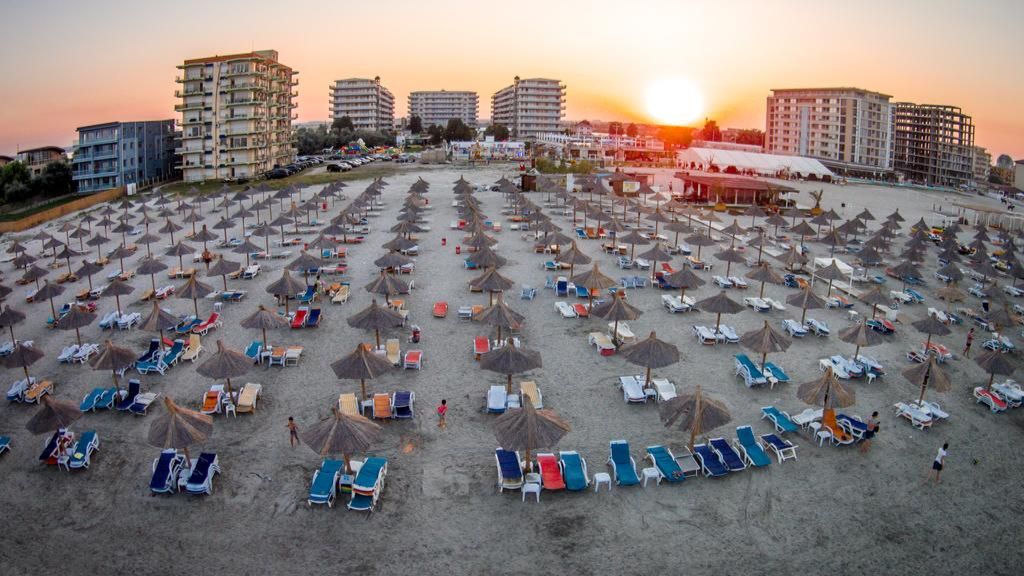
(973, 146, 991, 184)
(765, 87, 894, 176)
(408, 90, 479, 128)
(491, 77, 566, 139)
(329, 77, 394, 131)
(175, 49, 298, 182)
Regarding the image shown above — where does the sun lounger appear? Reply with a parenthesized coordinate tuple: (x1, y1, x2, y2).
(371, 393, 393, 419)
(117, 312, 141, 330)
(67, 431, 99, 470)
(309, 459, 346, 508)
(650, 378, 677, 402)
(330, 284, 350, 304)
(821, 409, 856, 445)
(16, 378, 52, 404)
(404, 350, 422, 370)
(519, 381, 542, 408)
(763, 297, 785, 311)
(992, 381, 1024, 407)
(608, 322, 636, 344)
(759, 433, 798, 463)
(692, 324, 717, 345)
(236, 382, 262, 414)
(761, 406, 799, 433)
(572, 303, 589, 318)
(734, 354, 768, 387)
(391, 391, 414, 419)
(59, 344, 80, 363)
(290, 307, 308, 329)
(555, 301, 576, 318)
(80, 387, 106, 412)
(662, 294, 690, 313)
(974, 386, 1008, 413)
(762, 362, 790, 387)
(284, 346, 304, 366)
(735, 426, 771, 467)
(559, 451, 589, 491)
(692, 443, 730, 477)
(893, 401, 933, 429)
(495, 449, 524, 492)
(162, 340, 185, 367)
(135, 352, 167, 375)
(175, 316, 201, 335)
(646, 445, 685, 483)
(588, 332, 616, 355)
(916, 400, 950, 420)
(717, 325, 740, 344)
(98, 311, 120, 329)
(115, 380, 141, 411)
(782, 319, 808, 337)
(536, 453, 565, 490)
(242, 264, 261, 279)
(713, 275, 733, 288)
(729, 276, 749, 289)
(487, 385, 507, 413)
(6, 377, 33, 403)
(743, 297, 771, 312)
(619, 375, 647, 403)
(180, 334, 203, 363)
(608, 440, 640, 486)
(193, 312, 222, 335)
(128, 392, 159, 415)
(710, 437, 747, 473)
(150, 449, 186, 494)
(806, 317, 830, 337)
(185, 452, 221, 495)
(383, 338, 401, 366)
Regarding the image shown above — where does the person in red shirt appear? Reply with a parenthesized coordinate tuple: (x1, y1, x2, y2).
(437, 399, 447, 430)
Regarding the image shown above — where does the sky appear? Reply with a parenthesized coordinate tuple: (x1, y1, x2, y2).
(1, 0, 1021, 158)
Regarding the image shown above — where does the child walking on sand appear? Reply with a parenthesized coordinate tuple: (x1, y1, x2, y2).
(287, 416, 299, 447)
(437, 399, 447, 430)
(926, 442, 948, 484)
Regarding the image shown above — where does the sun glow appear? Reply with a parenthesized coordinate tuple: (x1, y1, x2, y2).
(645, 77, 704, 126)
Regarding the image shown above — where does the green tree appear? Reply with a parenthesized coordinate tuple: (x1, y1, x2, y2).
(408, 115, 423, 134)
(734, 129, 764, 146)
(626, 123, 639, 138)
(3, 180, 31, 204)
(484, 124, 510, 141)
(701, 119, 721, 142)
(444, 118, 474, 142)
(426, 125, 444, 146)
(0, 161, 31, 201)
(333, 116, 354, 133)
(34, 161, 74, 198)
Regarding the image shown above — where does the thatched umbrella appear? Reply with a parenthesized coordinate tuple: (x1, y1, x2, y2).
(890, 260, 922, 291)
(746, 264, 784, 298)
(858, 285, 891, 319)
(777, 245, 809, 272)
(740, 320, 791, 370)
(659, 385, 732, 449)
(696, 290, 744, 331)
(619, 331, 679, 390)
(301, 408, 383, 474)
(89, 339, 137, 390)
(195, 340, 252, 396)
(33, 280, 65, 323)
(176, 275, 214, 317)
(86, 232, 111, 262)
(493, 397, 570, 472)
(838, 321, 884, 360)
(789, 221, 816, 251)
(472, 298, 525, 343)
(190, 224, 218, 253)
(570, 263, 617, 310)
(364, 273, 409, 305)
(241, 305, 290, 351)
(902, 356, 952, 405)
(975, 349, 1016, 389)
(0, 305, 27, 341)
(798, 366, 855, 410)
(207, 255, 241, 292)
(25, 396, 82, 435)
(591, 292, 642, 346)
(141, 300, 181, 351)
(616, 230, 650, 261)
(480, 340, 542, 393)
(664, 267, 705, 301)
(212, 217, 236, 244)
(3, 342, 44, 381)
(101, 278, 134, 316)
(470, 267, 515, 304)
(108, 244, 134, 272)
(684, 232, 717, 260)
(330, 343, 395, 400)
(165, 240, 195, 270)
(466, 245, 508, 270)
(266, 269, 307, 314)
(813, 259, 848, 297)
(54, 305, 96, 346)
(147, 396, 213, 467)
(136, 255, 168, 293)
(232, 238, 263, 268)
(936, 284, 966, 303)
(347, 299, 405, 349)
(912, 316, 952, 350)
(786, 286, 827, 323)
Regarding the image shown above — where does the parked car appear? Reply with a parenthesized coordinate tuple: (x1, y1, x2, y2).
(264, 168, 289, 179)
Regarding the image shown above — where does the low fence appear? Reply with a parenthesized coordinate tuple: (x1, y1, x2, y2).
(0, 187, 125, 233)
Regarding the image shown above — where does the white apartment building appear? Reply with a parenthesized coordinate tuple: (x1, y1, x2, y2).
(175, 50, 297, 182)
(329, 77, 394, 131)
(972, 146, 991, 183)
(408, 90, 479, 128)
(765, 87, 893, 176)
(491, 77, 566, 139)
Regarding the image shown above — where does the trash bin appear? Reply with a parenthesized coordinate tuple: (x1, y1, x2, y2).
(455, 245, 461, 255)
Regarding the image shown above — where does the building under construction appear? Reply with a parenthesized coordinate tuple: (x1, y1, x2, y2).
(893, 103, 975, 189)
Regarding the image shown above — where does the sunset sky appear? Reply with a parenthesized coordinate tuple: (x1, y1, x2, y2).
(1, 0, 1021, 158)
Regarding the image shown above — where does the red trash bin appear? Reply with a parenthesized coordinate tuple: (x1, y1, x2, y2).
(455, 245, 461, 255)
(441, 237, 447, 246)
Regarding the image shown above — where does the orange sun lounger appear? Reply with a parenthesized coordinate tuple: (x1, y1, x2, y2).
(536, 453, 565, 490)
(473, 336, 490, 360)
(433, 302, 448, 318)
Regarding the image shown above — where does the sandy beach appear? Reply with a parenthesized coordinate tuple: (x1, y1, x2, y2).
(1, 164, 1022, 576)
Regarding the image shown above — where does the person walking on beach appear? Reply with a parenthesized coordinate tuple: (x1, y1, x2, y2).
(926, 442, 949, 484)
(287, 417, 299, 447)
(859, 411, 879, 453)
(964, 328, 974, 357)
(437, 399, 447, 430)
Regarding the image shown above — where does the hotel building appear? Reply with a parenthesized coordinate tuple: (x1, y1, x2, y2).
(408, 90, 479, 128)
(15, 146, 67, 177)
(72, 121, 177, 194)
(491, 77, 566, 139)
(175, 49, 298, 182)
(764, 87, 894, 176)
(329, 77, 394, 131)
(892, 103, 975, 188)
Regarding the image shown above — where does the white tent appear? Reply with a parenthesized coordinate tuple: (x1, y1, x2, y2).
(678, 148, 834, 179)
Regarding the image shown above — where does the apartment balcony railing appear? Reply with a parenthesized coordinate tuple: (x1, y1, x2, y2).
(224, 99, 261, 107)
(73, 149, 118, 162)
(176, 75, 212, 83)
(175, 102, 205, 112)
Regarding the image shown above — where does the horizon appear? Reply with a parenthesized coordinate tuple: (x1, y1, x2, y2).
(1, 0, 1021, 158)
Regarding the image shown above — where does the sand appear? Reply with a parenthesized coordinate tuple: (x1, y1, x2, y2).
(1, 165, 1021, 576)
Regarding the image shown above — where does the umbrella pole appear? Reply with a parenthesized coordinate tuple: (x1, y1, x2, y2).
(360, 379, 367, 400)
(715, 312, 722, 332)
(48, 297, 57, 324)
(800, 304, 808, 324)
(918, 363, 931, 404)
(375, 329, 381, 350)
(759, 280, 766, 299)
(111, 369, 120, 391)
(75, 327, 82, 346)
(193, 298, 199, 317)
(644, 366, 652, 390)
(506, 373, 512, 395)
(988, 372, 995, 390)
(115, 295, 122, 316)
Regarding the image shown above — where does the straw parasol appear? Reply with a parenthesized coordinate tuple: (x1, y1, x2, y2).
(696, 290, 744, 331)
(241, 305, 290, 351)
(912, 315, 952, 349)
(472, 298, 525, 343)
(176, 274, 214, 316)
(813, 259, 848, 296)
(3, 342, 44, 380)
(798, 366, 855, 410)
(364, 273, 409, 305)
(619, 331, 679, 390)
(136, 255, 168, 292)
(466, 245, 508, 270)
(786, 285, 827, 323)
(206, 255, 241, 291)
(616, 230, 650, 261)
(974, 349, 1016, 389)
(300, 408, 382, 474)
(902, 356, 952, 405)
(330, 343, 395, 400)
(570, 263, 617, 310)
(266, 269, 307, 314)
(54, 304, 96, 346)
(33, 280, 65, 323)
(140, 300, 181, 351)
(89, 339, 137, 390)
(493, 397, 570, 472)
(936, 284, 966, 303)
(740, 320, 791, 370)
(480, 340, 542, 393)
(25, 396, 82, 435)
(0, 305, 27, 341)
(373, 251, 414, 272)
(838, 320, 884, 360)
(195, 339, 252, 396)
(591, 292, 642, 345)
(745, 263, 784, 298)
(147, 396, 213, 467)
(684, 232, 717, 259)
(347, 299, 405, 349)
(469, 267, 515, 304)
(664, 267, 705, 301)
(659, 385, 732, 448)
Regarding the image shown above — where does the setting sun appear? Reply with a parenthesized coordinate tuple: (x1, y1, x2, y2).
(645, 77, 704, 126)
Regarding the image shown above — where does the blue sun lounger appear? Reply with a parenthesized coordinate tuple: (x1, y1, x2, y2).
(495, 449, 524, 491)
(67, 431, 99, 470)
(559, 451, 589, 491)
(763, 362, 790, 386)
(575, 284, 589, 298)
(175, 317, 201, 334)
(150, 449, 185, 494)
(393, 391, 414, 419)
(185, 452, 220, 495)
(95, 387, 118, 410)
(39, 431, 61, 462)
(735, 426, 771, 468)
(162, 340, 185, 366)
(305, 308, 322, 327)
(348, 457, 387, 512)
(296, 286, 316, 303)
(734, 354, 768, 387)
(115, 380, 141, 411)
(135, 339, 159, 365)
(692, 444, 730, 477)
(308, 459, 345, 507)
(761, 406, 799, 433)
(710, 438, 746, 472)
(646, 445, 685, 483)
(80, 387, 106, 412)
(0, 435, 9, 456)
(244, 341, 262, 363)
(608, 440, 640, 486)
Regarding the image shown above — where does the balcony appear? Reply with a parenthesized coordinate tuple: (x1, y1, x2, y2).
(175, 102, 205, 112)
(174, 88, 205, 98)
(176, 75, 212, 83)
(224, 99, 260, 107)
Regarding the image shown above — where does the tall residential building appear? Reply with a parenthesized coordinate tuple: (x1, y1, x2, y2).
(491, 77, 566, 139)
(892, 103, 975, 188)
(972, 146, 991, 184)
(329, 77, 394, 131)
(175, 50, 298, 182)
(15, 146, 67, 176)
(72, 121, 177, 194)
(764, 87, 894, 176)
(408, 90, 479, 128)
